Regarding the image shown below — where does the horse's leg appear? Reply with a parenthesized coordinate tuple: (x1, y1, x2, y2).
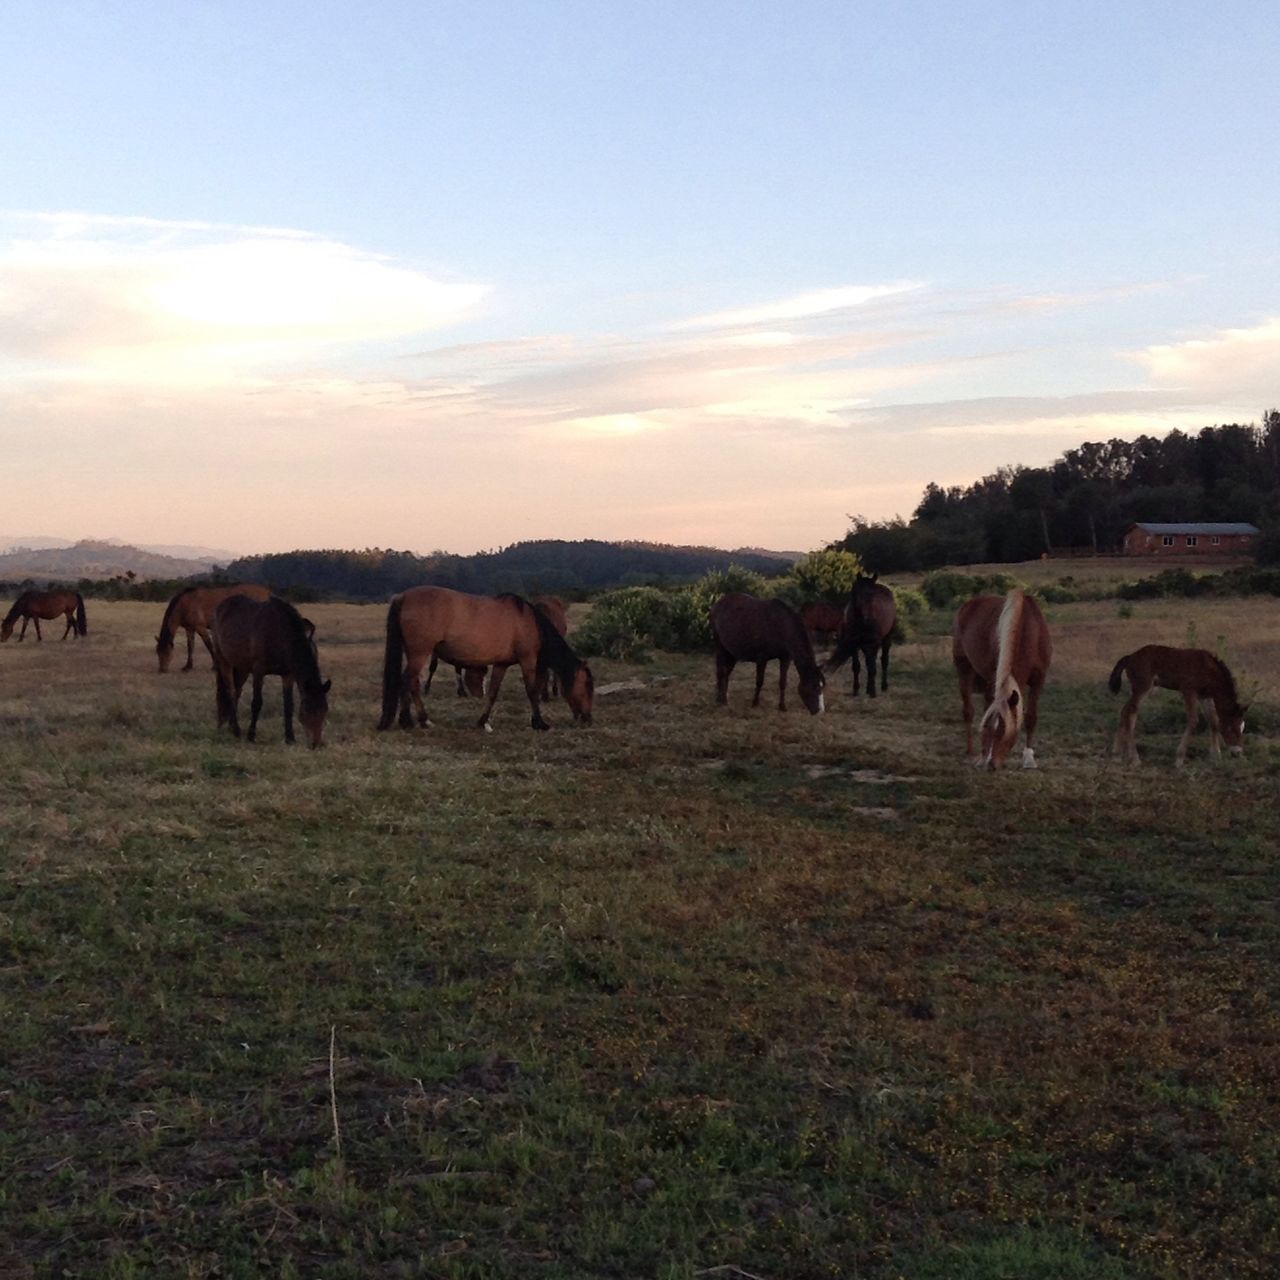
(714, 645, 735, 705)
(518, 658, 550, 731)
(189, 627, 210, 671)
(1205, 700, 1223, 758)
(477, 663, 511, 732)
(62, 612, 73, 640)
(1176, 691, 1200, 768)
(424, 656, 439, 697)
(1021, 676, 1043, 769)
(752, 661, 768, 708)
(851, 646, 861, 696)
(405, 653, 431, 728)
(880, 639, 891, 692)
(777, 657, 791, 711)
(862, 642, 878, 698)
(955, 661, 976, 760)
(217, 660, 243, 737)
(247, 672, 265, 743)
(282, 677, 296, 745)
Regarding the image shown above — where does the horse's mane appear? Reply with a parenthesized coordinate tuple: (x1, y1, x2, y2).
(979, 590, 1026, 743)
(503, 594, 583, 684)
(158, 585, 198, 642)
(772, 598, 822, 678)
(1212, 655, 1240, 705)
(2, 592, 33, 626)
(274, 600, 326, 697)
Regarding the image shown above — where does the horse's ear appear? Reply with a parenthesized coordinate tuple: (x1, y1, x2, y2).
(871, 573, 878, 583)
(302, 617, 316, 639)
(322, 679, 332, 694)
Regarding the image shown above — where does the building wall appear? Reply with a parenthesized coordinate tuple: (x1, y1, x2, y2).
(1122, 530, 1256, 556)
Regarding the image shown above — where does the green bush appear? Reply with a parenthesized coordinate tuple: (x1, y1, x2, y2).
(888, 586, 929, 640)
(573, 587, 672, 661)
(920, 570, 1020, 609)
(786, 549, 863, 604)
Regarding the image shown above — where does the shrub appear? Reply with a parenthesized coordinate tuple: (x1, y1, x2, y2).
(889, 586, 929, 640)
(573, 587, 672, 661)
(786, 549, 863, 604)
(920, 570, 1020, 610)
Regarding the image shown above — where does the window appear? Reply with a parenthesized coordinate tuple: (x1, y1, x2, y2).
(1162, 535, 1174, 547)
(1211, 535, 1221, 545)
(1186, 536, 1198, 547)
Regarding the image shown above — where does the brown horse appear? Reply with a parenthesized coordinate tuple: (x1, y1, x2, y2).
(799, 601, 844, 649)
(378, 587, 593, 733)
(211, 595, 330, 747)
(827, 574, 897, 697)
(710, 593, 825, 714)
(424, 596, 570, 701)
(1, 589, 86, 641)
(157, 583, 270, 672)
(952, 590, 1052, 769)
(1109, 645, 1247, 766)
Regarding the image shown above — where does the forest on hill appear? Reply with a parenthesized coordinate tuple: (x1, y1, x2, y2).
(836, 412, 1280, 570)
(221, 539, 800, 602)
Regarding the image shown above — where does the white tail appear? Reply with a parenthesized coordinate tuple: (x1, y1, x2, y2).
(979, 590, 1025, 745)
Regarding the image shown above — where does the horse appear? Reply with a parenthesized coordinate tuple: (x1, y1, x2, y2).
(211, 595, 330, 747)
(952, 590, 1052, 769)
(157, 583, 270, 672)
(826, 574, 896, 697)
(799, 601, 844, 650)
(1, 590, 86, 641)
(378, 587, 594, 733)
(1109, 645, 1247, 767)
(422, 595, 571, 702)
(710, 593, 825, 715)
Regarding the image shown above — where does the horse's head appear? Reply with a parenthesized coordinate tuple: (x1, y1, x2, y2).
(156, 630, 174, 671)
(1223, 702, 1248, 756)
(979, 688, 1022, 769)
(799, 667, 826, 715)
(299, 678, 332, 748)
(565, 661, 594, 725)
(0, 618, 11, 642)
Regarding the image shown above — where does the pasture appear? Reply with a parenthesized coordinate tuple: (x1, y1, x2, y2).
(2, 597, 1278, 1278)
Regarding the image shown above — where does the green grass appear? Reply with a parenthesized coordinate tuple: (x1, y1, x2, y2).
(2, 598, 1278, 1277)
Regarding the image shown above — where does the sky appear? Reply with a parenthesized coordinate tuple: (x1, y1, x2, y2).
(1, 1, 1277, 556)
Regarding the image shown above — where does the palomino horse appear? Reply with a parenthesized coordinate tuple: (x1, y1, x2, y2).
(2, 590, 87, 641)
(799, 601, 844, 650)
(952, 590, 1052, 769)
(710, 593, 825, 714)
(827, 574, 897, 697)
(212, 595, 330, 747)
(378, 587, 593, 733)
(157, 583, 270, 672)
(1109, 645, 1247, 766)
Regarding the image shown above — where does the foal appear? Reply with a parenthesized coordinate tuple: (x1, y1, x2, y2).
(1109, 645, 1246, 766)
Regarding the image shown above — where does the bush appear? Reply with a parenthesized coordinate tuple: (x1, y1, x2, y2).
(573, 587, 672, 661)
(888, 586, 929, 640)
(920, 570, 1020, 610)
(786, 549, 863, 604)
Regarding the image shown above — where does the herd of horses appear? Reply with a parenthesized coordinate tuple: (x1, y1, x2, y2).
(0, 576, 1250, 767)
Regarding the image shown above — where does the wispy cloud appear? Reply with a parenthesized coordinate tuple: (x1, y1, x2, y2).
(672, 282, 923, 331)
(1133, 316, 1280, 401)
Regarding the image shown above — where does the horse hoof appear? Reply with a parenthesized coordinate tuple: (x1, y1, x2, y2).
(1021, 749, 1037, 770)
(483, 723, 493, 734)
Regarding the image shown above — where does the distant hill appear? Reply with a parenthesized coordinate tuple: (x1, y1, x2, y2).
(225, 538, 801, 601)
(0, 534, 235, 562)
(0, 540, 222, 582)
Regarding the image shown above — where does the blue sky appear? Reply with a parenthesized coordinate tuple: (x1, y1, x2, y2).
(2, 2, 1277, 553)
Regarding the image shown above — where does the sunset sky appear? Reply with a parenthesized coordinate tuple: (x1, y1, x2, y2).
(2, 1, 1277, 555)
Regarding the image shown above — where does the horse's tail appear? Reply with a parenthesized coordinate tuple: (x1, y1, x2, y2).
(377, 597, 406, 730)
(1108, 655, 1129, 694)
(75, 593, 87, 636)
(979, 591, 1026, 745)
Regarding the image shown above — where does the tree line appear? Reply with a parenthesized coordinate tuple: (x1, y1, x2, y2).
(834, 412, 1280, 570)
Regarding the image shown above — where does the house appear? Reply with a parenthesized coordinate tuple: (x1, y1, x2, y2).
(1121, 522, 1260, 557)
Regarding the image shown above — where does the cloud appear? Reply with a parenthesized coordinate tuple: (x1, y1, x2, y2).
(1133, 317, 1280, 401)
(0, 212, 486, 377)
(672, 282, 923, 330)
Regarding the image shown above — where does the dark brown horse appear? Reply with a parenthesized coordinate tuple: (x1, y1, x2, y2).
(1, 590, 86, 641)
(710, 593, 825, 714)
(157, 582, 270, 672)
(827, 574, 896, 697)
(211, 595, 330, 747)
(378, 587, 593, 733)
(799, 601, 844, 649)
(1109, 645, 1247, 766)
(952, 590, 1052, 769)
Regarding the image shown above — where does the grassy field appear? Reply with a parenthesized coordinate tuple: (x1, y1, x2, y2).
(2, 596, 1278, 1279)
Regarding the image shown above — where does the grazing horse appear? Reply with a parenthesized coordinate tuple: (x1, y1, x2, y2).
(211, 595, 330, 747)
(378, 587, 593, 733)
(827, 574, 897, 697)
(799, 601, 844, 650)
(157, 583, 270, 672)
(1109, 645, 1247, 767)
(952, 590, 1052, 769)
(710, 593, 825, 715)
(1, 590, 86, 641)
